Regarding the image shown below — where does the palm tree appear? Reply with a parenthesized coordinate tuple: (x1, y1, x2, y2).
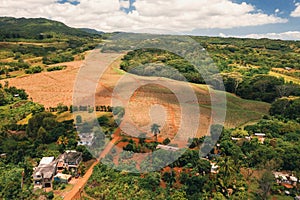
(216, 157, 237, 197)
(151, 123, 161, 141)
(57, 136, 69, 146)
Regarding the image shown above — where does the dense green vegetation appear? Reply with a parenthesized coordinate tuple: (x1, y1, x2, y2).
(120, 49, 204, 83)
(192, 36, 300, 71)
(270, 97, 300, 120)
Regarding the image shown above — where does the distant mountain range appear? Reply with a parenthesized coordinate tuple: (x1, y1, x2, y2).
(79, 28, 104, 35)
(0, 17, 103, 40)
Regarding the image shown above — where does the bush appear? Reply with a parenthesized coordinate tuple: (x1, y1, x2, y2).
(46, 191, 54, 200)
(46, 65, 66, 72)
(162, 138, 171, 145)
(25, 66, 43, 74)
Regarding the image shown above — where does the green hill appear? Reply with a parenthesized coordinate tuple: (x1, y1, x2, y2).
(79, 28, 104, 35)
(0, 17, 99, 40)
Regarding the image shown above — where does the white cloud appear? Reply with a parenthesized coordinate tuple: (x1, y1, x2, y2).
(119, 0, 130, 9)
(291, 3, 300, 17)
(0, 0, 288, 33)
(220, 31, 300, 41)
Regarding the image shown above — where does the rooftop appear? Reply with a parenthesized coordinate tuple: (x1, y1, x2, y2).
(54, 173, 72, 180)
(33, 165, 56, 179)
(64, 151, 82, 161)
(39, 157, 55, 167)
(156, 144, 179, 152)
(254, 133, 266, 137)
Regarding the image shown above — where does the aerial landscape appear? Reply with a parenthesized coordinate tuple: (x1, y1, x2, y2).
(0, 0, 300, 200)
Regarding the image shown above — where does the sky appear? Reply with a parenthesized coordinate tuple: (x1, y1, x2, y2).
(0, 0, 300, 40)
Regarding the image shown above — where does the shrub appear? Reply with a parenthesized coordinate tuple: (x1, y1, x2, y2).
(46, 65, 66, 72)
(162, 138, 171, 145)
(25, 66, 43, 74)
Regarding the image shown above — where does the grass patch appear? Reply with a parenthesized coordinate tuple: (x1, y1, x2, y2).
(56, 111, 111, 122)
(269, 71, 300, 85)
(17, 113, 32, 125)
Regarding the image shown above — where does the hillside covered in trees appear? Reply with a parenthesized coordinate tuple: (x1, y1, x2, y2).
(0, 17, 102, 40)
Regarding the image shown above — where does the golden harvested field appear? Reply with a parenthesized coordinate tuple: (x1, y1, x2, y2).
(1, 52, 269, 137)
(2, 60, 82, 108)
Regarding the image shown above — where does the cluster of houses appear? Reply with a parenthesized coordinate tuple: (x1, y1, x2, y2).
(273, 172, 300, 197)
(232, 133, 266, 144)
(273, 172, 299, 188)
(33, 150, 82, 189)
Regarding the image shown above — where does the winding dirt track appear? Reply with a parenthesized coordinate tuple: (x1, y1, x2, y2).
(63, 133, 121, 200)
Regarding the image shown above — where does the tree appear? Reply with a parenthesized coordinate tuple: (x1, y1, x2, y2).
(151, 123, 161, 141)
(42, 117, 57, 131)
(139, 172, 161, 191)
(162, 138, 171, 145)
(47, 191, 54, 199)
(269, 98, 290, 117)
(237, 75, 284, 103)
(26, 112, 55, 138)
(139, 133, 147, 144)
(184, 175, 208, 197)
(162, 170, 176, 188)
(276, 84, 296, 97)
(231, 129, 248, 138)
(57, 136, 69, 152)
(257, 170, 274, 200)
(0, 89, 7, 106)
(0, 165, 25, 199)
(222, 72, 243, 94)
(76, 115, 82, 124)
(195, 159, 211, 175)
(57, 103, 68, 113)
(76, 145, 93, 161)
(98, 115, 110, 126)
(216, 157, 239, 197)
(37, 126, 47, 143)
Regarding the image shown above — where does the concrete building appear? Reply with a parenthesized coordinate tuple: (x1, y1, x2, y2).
(33, 157, 57, 189)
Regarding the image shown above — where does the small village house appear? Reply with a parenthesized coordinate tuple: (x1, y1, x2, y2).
(54, 173, 72, 184)
(32, 151, 83, 189)
(253, 133, 266, 143)
(57, 150, 83, 173)
(33, 157, 57, 189)
(156, 144, 179, 152)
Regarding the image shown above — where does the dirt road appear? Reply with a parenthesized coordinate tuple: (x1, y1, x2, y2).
(63, 132, 121, 200)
